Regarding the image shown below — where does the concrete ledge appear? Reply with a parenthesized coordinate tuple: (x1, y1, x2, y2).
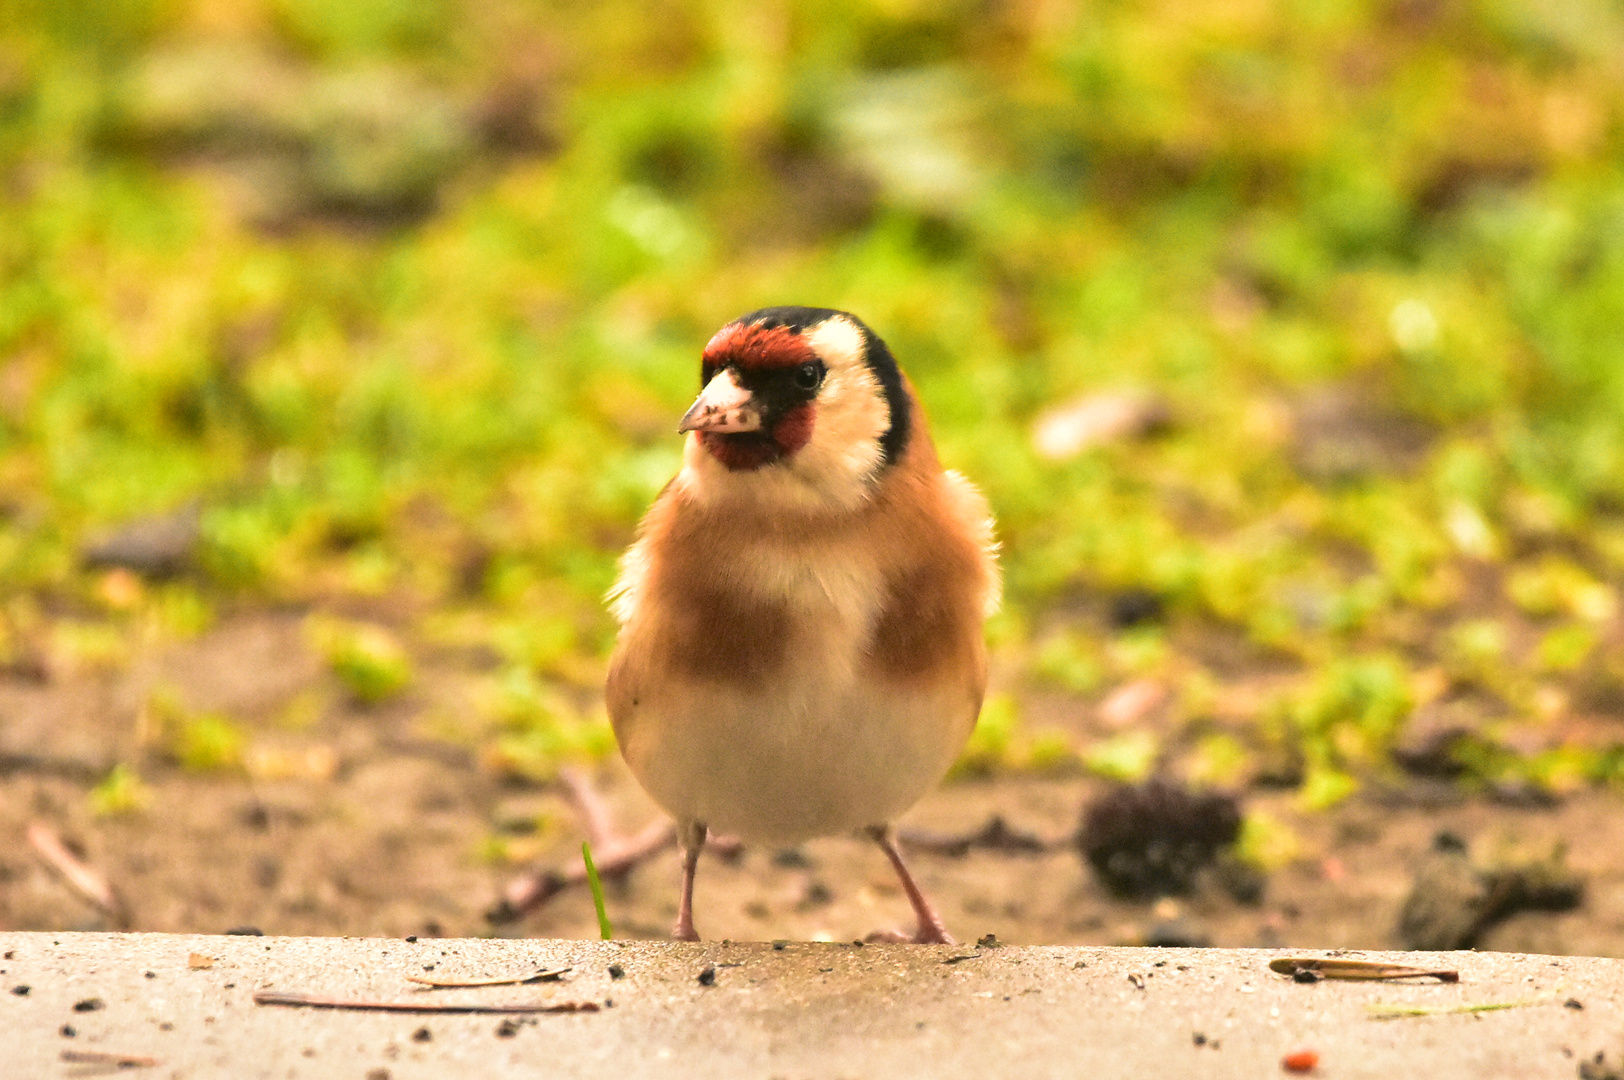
(2, 932, 1621, 1078)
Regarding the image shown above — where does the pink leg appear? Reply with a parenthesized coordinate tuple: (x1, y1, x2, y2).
(672, 820, 707, 942)
(866, 825, 955, 944)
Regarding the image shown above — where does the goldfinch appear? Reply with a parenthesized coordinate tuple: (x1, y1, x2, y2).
(606, 307, 1000, 943)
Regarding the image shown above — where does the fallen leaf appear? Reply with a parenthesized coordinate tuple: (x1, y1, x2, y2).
(1031, 392, 1169, 461)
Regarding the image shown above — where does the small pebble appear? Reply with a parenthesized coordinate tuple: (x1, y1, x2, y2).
(697, 964, 717, 987)
(608, 964, 625, 980)
(495, 1019, 520, 1039)
(60, 1025, 76, 1038)
(1565, 998, 1584, 1010)
(1281, 1048, 1319, 1073)
(1292, 969, 1321, 984)
(412, 1027, 432, 1043)
(73, 998, 104, 1012)
(225, 926, 263, 936)
(10, 985, 29, 996)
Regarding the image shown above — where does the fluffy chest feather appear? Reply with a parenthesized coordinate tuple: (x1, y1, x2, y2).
(605, 435, 997, 843)
(623, 527, 887, 689)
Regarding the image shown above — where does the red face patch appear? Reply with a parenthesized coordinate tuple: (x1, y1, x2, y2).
(699, 404, 815, 472)
(702, 322, 817, 370)
(697, 320, 822, 471)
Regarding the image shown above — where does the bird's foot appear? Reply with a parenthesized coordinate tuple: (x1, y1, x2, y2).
(863, 923, 955, 945)
(671, 922, 701, 942)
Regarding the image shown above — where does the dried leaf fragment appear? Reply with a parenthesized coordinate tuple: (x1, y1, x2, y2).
(1270, 956, 1457, 982)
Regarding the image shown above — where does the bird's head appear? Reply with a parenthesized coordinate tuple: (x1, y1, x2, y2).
(677, 307, 913, 512)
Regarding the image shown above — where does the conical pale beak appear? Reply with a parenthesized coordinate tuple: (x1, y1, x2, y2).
(679, 369, 763, 434)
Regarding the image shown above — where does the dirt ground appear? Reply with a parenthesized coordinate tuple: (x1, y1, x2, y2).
(3, 612, 1623, 957)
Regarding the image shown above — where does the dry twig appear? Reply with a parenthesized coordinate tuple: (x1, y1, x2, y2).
(27, 821, 128, 927)
(253, 990, 599, 1014)
(491, 818, 675, 921)
(490, 769, 745, 922)
(899, 815, 1056, 857)
(60, 1049, 159, 1067)
(405, 967, 570, 989)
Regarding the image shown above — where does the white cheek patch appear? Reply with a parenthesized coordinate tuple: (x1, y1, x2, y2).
(793, 315, 889, 487)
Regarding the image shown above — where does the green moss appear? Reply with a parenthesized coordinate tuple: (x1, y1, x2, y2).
(949, 694, 1019, 778)
(1031, 631, 1102, 694)
(1083, 731, 1159, 783)
(89, 763, 152, 816)
(175, 714, 246, 773)
(1233, 811, 1301, 872)
(312, 619, 412, 704)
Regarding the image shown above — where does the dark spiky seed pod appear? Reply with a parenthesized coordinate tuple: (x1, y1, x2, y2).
(1078, 779, 1243, 899)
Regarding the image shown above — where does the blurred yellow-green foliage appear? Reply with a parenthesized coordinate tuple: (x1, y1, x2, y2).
(5, 0, 1624, 798)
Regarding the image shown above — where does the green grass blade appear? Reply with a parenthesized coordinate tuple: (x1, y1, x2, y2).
(1366, 998, 1546, 1020)
(582, 841, 613, 940)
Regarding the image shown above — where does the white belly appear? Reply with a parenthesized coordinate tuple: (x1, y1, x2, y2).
(621, 670, 971, 844)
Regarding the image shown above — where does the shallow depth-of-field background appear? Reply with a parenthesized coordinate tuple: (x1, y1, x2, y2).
(4, 0, 1624, 952)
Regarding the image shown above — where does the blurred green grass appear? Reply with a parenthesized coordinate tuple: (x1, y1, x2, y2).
(4, 0, 1624, 803)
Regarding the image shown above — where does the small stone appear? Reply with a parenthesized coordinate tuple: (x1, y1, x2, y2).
(1292, 969, 1321, 984)
(10, 985, 28, 996)
(697, 964, 717, 987)
(1109, 589, 1164, 628)
(225, 926, 263, 936)
(1565, 998, 1584, 1010)
(495, 1019, 520, 1038)
(412, 1027, 432, 1042)
(60, 1025, 76, 1038)
(366, 1069, 391, 1080)
(81, 507, 200, 578)
(607, 964, 624, 979)
(73, 998, 104, 1012)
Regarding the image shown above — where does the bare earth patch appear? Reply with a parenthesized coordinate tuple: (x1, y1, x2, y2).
(3, 613, 1623, 956)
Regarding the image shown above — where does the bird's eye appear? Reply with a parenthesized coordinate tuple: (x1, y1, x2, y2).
(794, 362, 825, 391)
